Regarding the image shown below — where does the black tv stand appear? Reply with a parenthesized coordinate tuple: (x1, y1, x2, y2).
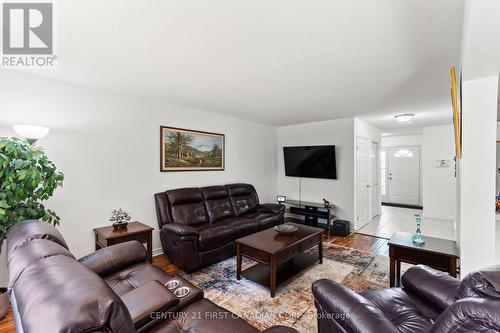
(284, 199, 335, 237)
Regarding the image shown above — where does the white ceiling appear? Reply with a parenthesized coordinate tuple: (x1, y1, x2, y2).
(22, 0, 464, 130)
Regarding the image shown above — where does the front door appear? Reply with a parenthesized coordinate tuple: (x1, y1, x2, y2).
(356, 136, 369, 228)
(388, 146, 420, 205)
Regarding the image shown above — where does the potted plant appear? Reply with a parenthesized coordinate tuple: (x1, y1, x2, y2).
(0, 137, 64, 319)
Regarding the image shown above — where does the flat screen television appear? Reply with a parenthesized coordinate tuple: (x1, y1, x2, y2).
(283, 145, 337, 179)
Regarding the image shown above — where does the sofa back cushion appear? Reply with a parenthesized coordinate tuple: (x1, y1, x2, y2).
(227, 183, 259, 216)
(13, 255, 135, 333)
(202, 186, 235, 222)
(8, 239, 75, 288)
(455, 264, 500, 300)
(7, 220, 69, 252)
(166, 187, 209, 226)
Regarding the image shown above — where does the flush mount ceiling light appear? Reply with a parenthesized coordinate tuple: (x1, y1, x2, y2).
(394, 113, 414, 123)
(13, 124, 50, 144)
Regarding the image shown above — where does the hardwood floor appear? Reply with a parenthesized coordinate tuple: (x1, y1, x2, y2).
(0, 232, 387, 332)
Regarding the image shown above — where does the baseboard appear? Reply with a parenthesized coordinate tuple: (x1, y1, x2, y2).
(422, 213, 455, 221)
(382, 202, 423, 210)
(153, 248, 164, 257)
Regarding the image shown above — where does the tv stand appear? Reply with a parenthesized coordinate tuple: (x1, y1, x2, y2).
(284, 199, 335, 237)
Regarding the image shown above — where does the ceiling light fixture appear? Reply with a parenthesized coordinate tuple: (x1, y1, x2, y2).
(394, 113, 414, 123)
(13, 124, 50, 145)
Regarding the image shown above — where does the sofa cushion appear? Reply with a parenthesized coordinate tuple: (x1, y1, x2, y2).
(202, 185, 236, 222)
(361, 288, 439, 333)
(215, 217, 260, 238)
(227, 184, 259, 216)
(167, 188, 209, 226)
(197, 224, 236, 252)
(242, 212, 281, 230)
(149, 298, 258, 333)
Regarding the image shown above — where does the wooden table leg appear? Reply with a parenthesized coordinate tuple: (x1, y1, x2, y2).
(147, 231, 153, 262)
(270, 256, 276, 298)
(389, 246, 396, 287)
(449, 258, 457, 277)
(396, 260, 401, 286)
(318, 242, 323, 264)
(236, 243, 242, 280)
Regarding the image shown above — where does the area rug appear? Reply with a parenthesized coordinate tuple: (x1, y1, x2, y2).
(179, 243, 392, 332)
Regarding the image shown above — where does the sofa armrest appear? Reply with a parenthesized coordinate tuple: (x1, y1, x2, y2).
(121, 280, 179, 330)
(79, 240, 147, 277)
(260, 326, 300, 333)
(162, 223, 200, 237)
(402, 265, 460, 311)
(429, 297, 500, 333)
(257, 204, 285, 215)
(312, 279, 401, 333)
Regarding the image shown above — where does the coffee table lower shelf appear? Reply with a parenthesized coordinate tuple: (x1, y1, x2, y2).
(239, 252, 320, 297)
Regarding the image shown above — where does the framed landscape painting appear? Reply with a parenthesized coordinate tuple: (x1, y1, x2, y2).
(160, 126, 225, 172)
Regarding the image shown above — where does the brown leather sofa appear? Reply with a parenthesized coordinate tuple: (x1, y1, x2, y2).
(312, 264, 500, 333)
(154, 183, 285, 272)
(7, 220, 298, 333)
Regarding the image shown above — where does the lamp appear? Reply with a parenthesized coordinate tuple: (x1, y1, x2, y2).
(13, 124, 50, 144)
(394, 113, 414, 123)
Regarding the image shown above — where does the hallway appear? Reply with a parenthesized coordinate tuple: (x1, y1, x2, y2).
(357, 206, 456, 240)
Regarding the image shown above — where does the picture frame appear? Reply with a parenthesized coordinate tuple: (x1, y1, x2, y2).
(160, 126, 225, 172)
(450, 67, 462, 159)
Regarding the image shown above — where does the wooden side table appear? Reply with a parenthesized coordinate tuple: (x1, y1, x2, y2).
(93, 221, 154, 262)
(388, 232, 459, 287)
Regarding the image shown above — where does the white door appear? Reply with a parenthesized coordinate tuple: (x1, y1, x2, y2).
(356, 136, 369, 228)
(388, 146, 420, 205)
(380, 148, 389, 202)
(370, 141, 380, 218)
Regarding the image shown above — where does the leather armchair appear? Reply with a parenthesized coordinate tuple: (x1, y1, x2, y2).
(312, 264, 500, 333)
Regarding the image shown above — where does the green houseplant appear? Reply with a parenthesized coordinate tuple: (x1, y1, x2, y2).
(0, 137, 64, 249)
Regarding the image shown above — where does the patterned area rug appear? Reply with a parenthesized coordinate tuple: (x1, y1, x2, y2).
(179, 243, 392, 332)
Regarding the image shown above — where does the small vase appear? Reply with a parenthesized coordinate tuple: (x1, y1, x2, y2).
(412, 214, 425, 245)
(0, 288, 8, 320)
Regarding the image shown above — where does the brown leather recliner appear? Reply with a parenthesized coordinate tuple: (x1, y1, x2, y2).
(312, 264, 500, 333)
(7, 220, 299, 333)
(154, 183, 285, 272)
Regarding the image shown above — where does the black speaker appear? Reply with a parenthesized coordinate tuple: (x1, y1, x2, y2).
(331, 219, 350, 237)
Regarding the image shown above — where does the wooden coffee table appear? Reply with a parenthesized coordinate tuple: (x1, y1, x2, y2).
(388, 231, 459, 287)
(236, 223, 323, 297)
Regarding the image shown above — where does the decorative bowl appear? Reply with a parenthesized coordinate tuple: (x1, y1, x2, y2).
(274, 224, 298, 234)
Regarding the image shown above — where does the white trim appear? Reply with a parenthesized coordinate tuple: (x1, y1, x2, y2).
(422, 213, 455, 222)
(152, 248, 164, 257)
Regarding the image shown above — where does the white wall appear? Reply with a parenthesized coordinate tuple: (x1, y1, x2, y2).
(381, 134, 422, 147)
(354, 118, 382, 224)
(276, 118, 355, 224)
(422, 125, 456, 221)
(0, 70, 278, 259)
(458, 76, 498, 275)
